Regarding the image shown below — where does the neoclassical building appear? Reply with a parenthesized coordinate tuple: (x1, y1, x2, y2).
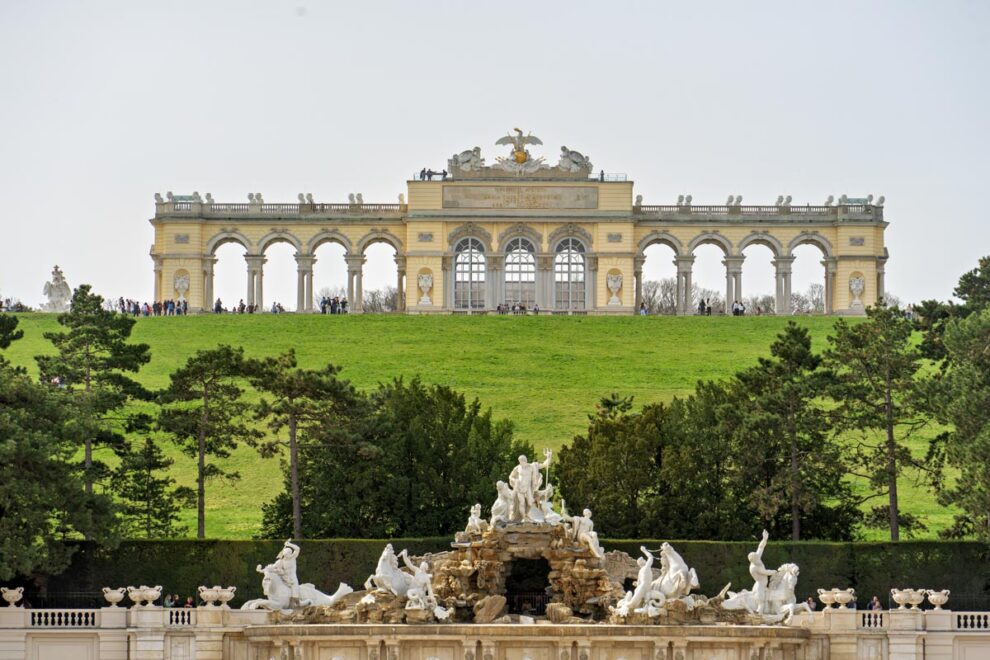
(150, 131, 887, 315)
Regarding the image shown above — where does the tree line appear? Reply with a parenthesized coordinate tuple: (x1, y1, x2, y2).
(1, 256, 988, 582)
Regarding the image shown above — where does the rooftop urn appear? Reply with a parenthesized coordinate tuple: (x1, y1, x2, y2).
(102, 587, 126, 608)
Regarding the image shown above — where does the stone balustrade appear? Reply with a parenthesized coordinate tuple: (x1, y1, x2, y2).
(155, 200, 407, 218)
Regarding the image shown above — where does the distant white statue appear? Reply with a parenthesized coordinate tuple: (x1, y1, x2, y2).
(417, 273, 433, 305)
(348, 193, 356, 204)
(490, 480, 514, 526)
(677, 194, 684, 205)
(356, 193, 364, 205)
(721, 530, 776, 615)
(614, 546, 657, 616)
(465, 503, 487, 535)
(508, 450, 552, 522)
(451, 147, 485, 171)
(305, 193, 314, 204)
(398, 193, 405, 205)
(634, 194, 642, 207)
(241, 539, 352, 611)
(652, 542, 699, 600)
(43, 265, 71, 312)
(205, 192, 214, 203)
(558, 146, 592, 172)
(298, 193, 306, 203)
(824, 195, 834, 206)
(364, 543, 414, 597)
(607, 273, 623, 305)
(537, 483, 563, 525)
(154, 192, 164, 203)
(849, 276, 866, 307)
(564, 508, 603, 558)
(174, 273, 190, 303)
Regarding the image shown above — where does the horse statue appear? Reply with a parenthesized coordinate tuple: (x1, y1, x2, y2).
(363, 543, 414, 597)
(721, 563, 809, 623)
(652, 542, 700, 599)
(241, 562, 352, 612)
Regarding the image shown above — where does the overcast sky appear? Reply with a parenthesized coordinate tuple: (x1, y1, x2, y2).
(2, 0, 987, 309)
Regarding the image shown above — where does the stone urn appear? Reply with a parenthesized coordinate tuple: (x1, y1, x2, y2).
(907, 589, 926, 610)
(849, 276, 865, 307)
(818, 588, 837, 610)
(1, 586, 24, 608)
(927, 589, 950, 611)
(216, 586, 237, 609)
(417, 273, 433, 305)
(890, 588, 913, 610)
(833, 588, 856, 609)
(198, 586, 220, 608)
(607, 273, 623, 305)
(127, 585, 162, 607)
(102, 587, 126, 608)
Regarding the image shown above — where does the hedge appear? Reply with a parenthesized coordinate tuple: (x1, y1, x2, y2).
(16, 539, 990, 609)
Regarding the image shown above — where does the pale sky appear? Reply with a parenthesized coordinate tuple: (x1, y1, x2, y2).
(2, 0, 988, 309)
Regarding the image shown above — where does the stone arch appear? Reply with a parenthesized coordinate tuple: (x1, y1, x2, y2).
(257, 229, 303, 254)
(306, 229, 353, 255)
(637, 231, 683, 257)
(356, 228, 403, 255)
(548, 223, 594, 251)
(738, 231, 784, 257)
(787, 232, 833, 258)
(206, 229, 252, 255)
(497, 224, 543, 252)
(448, 223, 493, 252)
(687, 231, 733, 255)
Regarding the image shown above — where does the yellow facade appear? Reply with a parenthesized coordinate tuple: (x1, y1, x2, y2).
(150, 166, 887, 315)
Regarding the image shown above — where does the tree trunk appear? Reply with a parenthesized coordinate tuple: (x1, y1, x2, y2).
(791, 434, 800, 541)
(198, 385, 210, 539)
(84, 341, 93, 495)
(290, 415, 302, 539)
(885, 381, 899, 541)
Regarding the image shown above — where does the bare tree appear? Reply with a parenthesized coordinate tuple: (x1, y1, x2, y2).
(641, 278, 678, 314)
(314, 286, 346, 310)
(744, 294, 776, 315)
(363, 286, 399, 313)
(807, 283, 825, 313)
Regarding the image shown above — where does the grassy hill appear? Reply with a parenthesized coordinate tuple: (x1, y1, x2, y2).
(2, 312, 950, 539)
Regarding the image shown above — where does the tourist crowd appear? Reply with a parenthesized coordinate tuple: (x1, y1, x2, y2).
(319, 296, 349, 314)
(496, 303, 540, 315)
(117, 297, 189, 316)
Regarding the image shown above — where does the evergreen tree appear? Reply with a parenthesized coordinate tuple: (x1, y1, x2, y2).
(159, 345, 260, 539)
(113, 437, 195, 538)
(0, 357, 117, 579)
(0, 313, 23, 350)
(931, 308, 990, 538)
(248, 350, 363, 539)
(954, 255, 990, 313)
(36, 285, 151, 493)
(725, 322, 858, 540)
(823, 303, 930, 540)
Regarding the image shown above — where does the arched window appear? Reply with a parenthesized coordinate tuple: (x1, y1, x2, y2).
(454, 237, 486, 309)
(504, 237, 536, 307)
(554, 238, 586, 310)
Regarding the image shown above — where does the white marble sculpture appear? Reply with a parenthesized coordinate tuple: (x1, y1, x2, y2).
(417, 273, 433, 305)
(42, 265, 71, 312)
(363, 544, 414, 597)
(348, 193, 356, 204)
(508, 450, 552, 522)
(465, 503, 487, 535)
(206, 192, 214, 204)
(652, 542, 700, 600)
(494, 128, 546, 174)
(558, 146, 592, 172)
(635, 194, 643, 207)
(720, 531, 810, 623)
(607, 273, 623, 305)
(490, 480, 514, 526)
(102, 587, 125, 607)
(398, 193, 405, 205)
(824, 195, 834, 206)
(154, 192, 164, 203)
(242, 540, 352, 611)
(174, 273, 190, 303)
(305, 193, 314, 204)
(927, 589, 950, 610)
(614, 546, 658, 616)
(849, 276, 865, 307)
(536, 483, 563, 525)
(356, 193, 364, 205)
(451, 147, 485, 171)
(563, 508, 604, 558)
(1, 586, 23, 607)
(126, 585, 162, 607)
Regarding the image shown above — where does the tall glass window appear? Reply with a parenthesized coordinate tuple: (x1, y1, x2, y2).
(504, 237, 536, 307)
(454, 237, 486, 309)
(554, 238, 586, 310)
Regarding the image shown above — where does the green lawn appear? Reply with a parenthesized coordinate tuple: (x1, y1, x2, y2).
(2, 312, 952, 539)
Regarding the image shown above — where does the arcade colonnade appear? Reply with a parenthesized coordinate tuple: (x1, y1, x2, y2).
(150, 180, 887, 315)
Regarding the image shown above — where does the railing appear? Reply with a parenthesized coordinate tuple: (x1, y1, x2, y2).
(168, 609, 196, 626)
(956, 613, 990, 630)
(860, 612, 885, 629)
(155, 202, 405, 217)
(210, 203, 250, 213)
(30, 609, 99, 628)
(590, 173, 627, 182)
(635, 204, 882, 221)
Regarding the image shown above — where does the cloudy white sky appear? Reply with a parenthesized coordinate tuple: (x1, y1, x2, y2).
(1, 0, 987, 309)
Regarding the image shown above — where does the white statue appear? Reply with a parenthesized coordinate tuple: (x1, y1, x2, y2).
(726, 195, 735, 205)
(465, 503, 487, 535)
(677, 194, 684, 205)
(356, 193, 364, 205)
(723, 563, 809, 623)
(154, 192, 164, 203)
(192, 191, 202, 203)
(255, 192, 263, 203)
(607, 273, 623, 305)
(876, 195, 885, 206)
(508, 450, 552, 522)
(174, 273, 190, 303)
(849, 276, 865, 307)
(490, 480, 514, 526)
(775, 195, 784, 206)
(417, 273, 433, 305)
(824, 195, 834, 206)
(398, 193, 405, 205)
(564, 508, 603, 558)
(248, 193, 255, 202)
(614, 546, 657, 616)
(733, 195, 743, 206)
(205, 192, 214, 204)
(306, 193, 314, 204)
(43, 265, 71, 312)
(558, 146, 592, 172)
(363, 543, 414, 597)
(348, 193, 356, 204)
(684, 194, 692, 206)
(451, 147, 485, 171)
(241, 540, 352, 611)
(298, 193, 306, 203)
(652, 542, 699, 600)
(721, 530, 776, 616)
(634, 194, 643, 207)
(537, 483, 563, 525)
(495, 128, 546, 174)
(783, 195, 792, 207)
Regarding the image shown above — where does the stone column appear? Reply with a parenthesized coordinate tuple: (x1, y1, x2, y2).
(244, 255, 265, 309)
(633, 256, 645, 312)
(675, 256, 695, 315)
(877, 256, 887, 303)
(537, 254, 553, 310)
(345, 254, 365, 312)
(586, 255, 598, 311)
(773, 256, 795, 315)
(823, 258, 838, 314)
(488, 254, 504, 312)
(256, 265, 265, 311)
(442, 254, 454, 310)
(295, 254, 315, 313)
(394, 255, 406, 312)
(202, 257, 216, 312)
(723, 255, 745, 311)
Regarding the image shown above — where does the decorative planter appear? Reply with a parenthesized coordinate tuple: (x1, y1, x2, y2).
(833, 588, 856, 609)
(102, 587, 126, 608)
(216, 586, 237, 609)
(890, 588, 913, 610)
(1, 586, 24, 608)
(818, 588, 837, 610)
(198, 586, 220, 608)
(127, 585, 163, 607)
(927, 589, 950, 611)
(907, 589, 926, 610)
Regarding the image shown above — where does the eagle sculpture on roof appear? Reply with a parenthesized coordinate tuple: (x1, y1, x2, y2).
(496, 128, 543, 165)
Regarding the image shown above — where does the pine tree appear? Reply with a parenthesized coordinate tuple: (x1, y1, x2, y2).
(0, 313, 23, 350)
(248, 350, 363, 539)
(113, 438, 195, 538)
(36, 285, 151, 494)
(159, 345, 260, 539)
(823, 303, 929, 541)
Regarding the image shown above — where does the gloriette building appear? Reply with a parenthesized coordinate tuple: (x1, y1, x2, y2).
(150, 130, 888, 315)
